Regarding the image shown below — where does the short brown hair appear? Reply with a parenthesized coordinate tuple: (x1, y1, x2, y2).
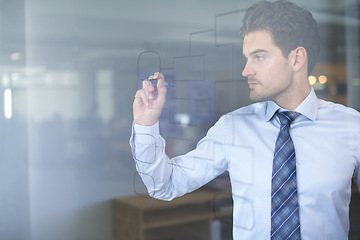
(240, 0, 321, 75)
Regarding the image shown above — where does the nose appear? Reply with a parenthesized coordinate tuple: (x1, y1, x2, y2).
(242, 60, 254, 77)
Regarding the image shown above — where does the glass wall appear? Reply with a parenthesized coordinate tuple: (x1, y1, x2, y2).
(0, 0, 359, 239)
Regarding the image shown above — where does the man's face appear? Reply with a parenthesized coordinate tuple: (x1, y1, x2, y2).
(242, 30, 295, 104)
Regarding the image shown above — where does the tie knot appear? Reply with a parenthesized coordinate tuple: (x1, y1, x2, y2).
(276, 111, 300, 126)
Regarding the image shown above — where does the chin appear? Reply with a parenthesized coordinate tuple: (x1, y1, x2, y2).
(249, 91, 261, 102)
(250, 92, 269, 103)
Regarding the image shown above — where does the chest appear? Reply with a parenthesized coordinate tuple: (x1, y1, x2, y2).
(226, 122, 357, 195)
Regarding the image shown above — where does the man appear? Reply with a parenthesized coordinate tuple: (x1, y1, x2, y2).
(130, 1, 360, 239)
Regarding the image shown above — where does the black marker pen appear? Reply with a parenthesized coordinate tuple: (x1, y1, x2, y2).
(149, 79, 175, 89)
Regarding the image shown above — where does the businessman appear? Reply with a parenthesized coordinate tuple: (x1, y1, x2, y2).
(130, 1, 360, 239)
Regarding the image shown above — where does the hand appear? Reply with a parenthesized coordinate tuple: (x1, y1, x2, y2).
(133, 72, 167, 126)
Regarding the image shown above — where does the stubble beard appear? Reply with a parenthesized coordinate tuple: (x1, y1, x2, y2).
(249, 80, 294, 105)
(248, 78, 269, 103)
(249, 88, 269, 103)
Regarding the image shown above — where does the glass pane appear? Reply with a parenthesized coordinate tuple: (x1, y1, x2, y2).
(0, 0, 359, 239)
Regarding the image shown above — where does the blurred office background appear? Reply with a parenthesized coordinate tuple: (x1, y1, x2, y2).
(0, 0, 359, 239)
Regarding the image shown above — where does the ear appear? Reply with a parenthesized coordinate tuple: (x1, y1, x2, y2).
(291, 46, 308, 72)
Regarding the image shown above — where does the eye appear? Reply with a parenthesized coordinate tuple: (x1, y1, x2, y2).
(255, 55, 265, 62)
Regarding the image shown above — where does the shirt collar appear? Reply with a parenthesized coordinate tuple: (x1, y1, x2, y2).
(265, 87, 319, 122)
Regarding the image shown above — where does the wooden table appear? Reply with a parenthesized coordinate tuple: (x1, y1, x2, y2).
(113, 189, 233, 240)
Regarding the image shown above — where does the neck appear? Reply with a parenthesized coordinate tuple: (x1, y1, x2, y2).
(276, 78, 312, 111)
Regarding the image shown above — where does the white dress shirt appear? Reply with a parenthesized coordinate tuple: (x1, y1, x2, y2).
(130, 88, 360, 240)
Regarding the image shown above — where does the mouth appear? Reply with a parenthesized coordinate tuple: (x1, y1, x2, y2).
(248, 81, 258, 89)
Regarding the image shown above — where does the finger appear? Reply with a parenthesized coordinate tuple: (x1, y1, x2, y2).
(141, 80, 153, 105)
(156, 82, 167, 107)
(155, 72, 164, 80)
(147, 74, 157, 88)
(151, 72, 165, 88)
(135, 89, 149, 108)
(148, 74, 155, 80)
(153, 72, 160, 80)
(140, 89, 150, 108)
(156, 73, 167, 97)
(157, 77, 167, 92)
(142, 79, 155, 100)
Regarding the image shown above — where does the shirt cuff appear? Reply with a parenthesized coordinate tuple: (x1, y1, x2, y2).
(133, 121, 160, 137)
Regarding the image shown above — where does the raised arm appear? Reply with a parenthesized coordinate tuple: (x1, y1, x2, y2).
(130, 72, 228, 201)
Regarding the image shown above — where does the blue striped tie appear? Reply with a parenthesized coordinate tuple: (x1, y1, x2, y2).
(271, 111, 301, 240)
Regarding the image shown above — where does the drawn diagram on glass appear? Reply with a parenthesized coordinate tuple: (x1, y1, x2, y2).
(133, 8, 256, 232)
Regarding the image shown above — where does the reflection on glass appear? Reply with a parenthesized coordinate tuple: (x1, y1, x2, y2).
(4, 88, 12, 119)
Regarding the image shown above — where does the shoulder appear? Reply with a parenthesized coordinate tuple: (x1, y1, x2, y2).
(317, 99, 360, 131)
(318, 99, 360, 118)
(210, 101, 267, 125)
(224, 102, 267, 118)
(211, 102, 268, 131)
(204, 102, 267, 143)
(211, 102, 267, 128)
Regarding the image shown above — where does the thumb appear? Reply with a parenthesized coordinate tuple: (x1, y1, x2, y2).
(156, 73, 167, 99)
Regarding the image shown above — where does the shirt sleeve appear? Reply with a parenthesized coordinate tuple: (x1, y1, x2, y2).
(129, 117, 229, 201)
